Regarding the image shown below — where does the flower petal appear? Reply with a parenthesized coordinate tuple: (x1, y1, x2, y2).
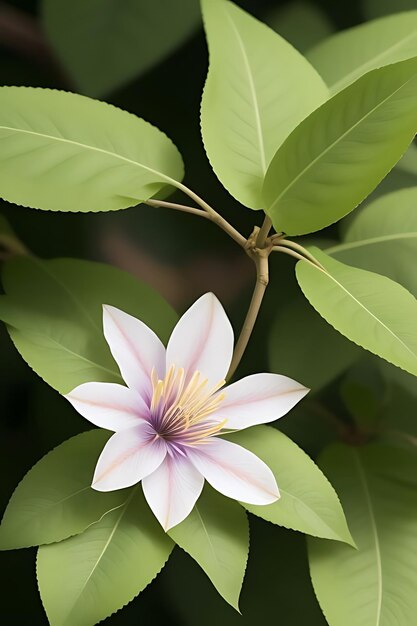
(166, 293, 233, 388)
(142, 453, 204, 531)
(188, 438, 279, 505)
(65, 382, 149, 431)
(213, 373, 309, 430)
(92, 424, 166, 492)
(103, 304, 166, 400)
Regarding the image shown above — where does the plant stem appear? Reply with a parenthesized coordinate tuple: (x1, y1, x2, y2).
(271, 244, 326, 271)
(274, 237, 325, 268)
(227, 252, 269, 380)
(176, 182, 247, 248)
(145, 198, 208, 219)
(256, 215, 272, 247)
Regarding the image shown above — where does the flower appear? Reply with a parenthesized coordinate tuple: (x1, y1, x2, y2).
(65, 293, 308, 530)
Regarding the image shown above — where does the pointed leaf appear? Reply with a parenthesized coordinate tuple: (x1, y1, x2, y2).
(37, 488, 174, 626)
(0, 87, 184, 212)
(308, 11, 417, 93)
(328, 187, 417, 297)
(263, 58, 417, 235)
(308, 443, 417, 626)
(226, 426, 352, 543)
(0, 256, 177, 393)
(0, 430, 127, 550)
(296, 248, 417, 377)
(266, 1, 333, 54)
(43, 0, 201, 97)
(269, 294, 360, 392)
(169, 486, 248, 610)
(200, 0, 327, 209)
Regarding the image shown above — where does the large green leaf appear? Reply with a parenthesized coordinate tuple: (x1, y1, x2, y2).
(307, 11, 417, 93)
(296, 248, 417, 378)
(0, 430, 128, 549)
(226, 426, 352, 543)
(308, 443, 417, 626)
(265, 0, 333, 54)
(200, 0, 327, 209)
(0, 87, 184, 212)
(169, 486, 248, 610)
(0, 256, 177, 393)
(328, 187, 417, 296)
(269, 294, 360, 392)
(42, 0, 201, 97)
(364, 0, 416, 19)
(165, 520, 327, 626)
(263, 58, 417, 235)
(37, 488, 174, 626)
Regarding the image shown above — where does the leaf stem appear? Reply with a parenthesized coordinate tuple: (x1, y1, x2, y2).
(227, 251, 269, 380)
(145, 198, 208, 219)
(256, 215, 272, 247)
(175, 182, 247, 248)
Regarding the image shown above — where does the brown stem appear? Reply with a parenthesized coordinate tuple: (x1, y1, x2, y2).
(227, 252, 269, 380)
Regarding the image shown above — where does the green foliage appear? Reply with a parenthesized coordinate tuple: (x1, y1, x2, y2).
(265, 1, 334, 53)
(200, 0, 327, 209)
(308, 443, 417, 626)
(169, 486, 248, 610)
(42, 0, 201, 97)
(0, 256, 177, 393)
(37, 487, 174, 626)
(227, 426, 352, 544)
(263, 58, 417, 235)
(0, 430, 127, 549)
(329, 187, 417, 296)
(0, 87, 184, 212)
(308, 11, 417, 93)
(296, 248, 417, 378)
(269, 294, 360, 392)
(363, 0, 416, 19)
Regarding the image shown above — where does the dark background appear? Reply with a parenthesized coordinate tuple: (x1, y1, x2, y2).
(0, 0, 401, 624)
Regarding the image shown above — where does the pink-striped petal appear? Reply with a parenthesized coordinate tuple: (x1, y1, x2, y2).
(65, 382, 149, 431)
(92, 424, 166, 492)
(142, 453, 204, 530)
(188, 438, 279, 505)
(213, 373, 309, 430)
(166, 293, 233, 388)
(103, 305, 166, 401)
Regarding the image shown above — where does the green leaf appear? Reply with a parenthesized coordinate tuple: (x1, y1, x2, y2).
(307, 11, 417, 93)
(364, 0, 416, 19)
(37, 487, 174, 626)
(296, 248, 417, 378)
(265, 0, 333, 53)
(263, 58, 417, 235)
(42, 0, 201, 97)
(0, 430, 127, 550)
(269, 294, 360, 392)
(226, 426, 352, 544)
(0, 87, 184, 212)
(200, 0, 327, 209)
(308, 443, 417, 626)
(397, 142, 417, 175)
(328, 187, 417, 297)
(0, 256, 177, 393)
(169, 486, 248, 610)
(0, 213, 27, 256)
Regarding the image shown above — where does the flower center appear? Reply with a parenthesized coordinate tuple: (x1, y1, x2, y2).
(149, 365, 226, 446)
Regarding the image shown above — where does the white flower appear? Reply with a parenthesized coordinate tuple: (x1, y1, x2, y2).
(65, 293, 308, 530)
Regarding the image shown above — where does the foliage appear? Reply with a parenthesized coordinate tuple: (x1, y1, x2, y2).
(1, 1, 417, 625)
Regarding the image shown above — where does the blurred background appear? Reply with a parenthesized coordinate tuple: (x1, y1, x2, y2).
(0, 0, 415, 624)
